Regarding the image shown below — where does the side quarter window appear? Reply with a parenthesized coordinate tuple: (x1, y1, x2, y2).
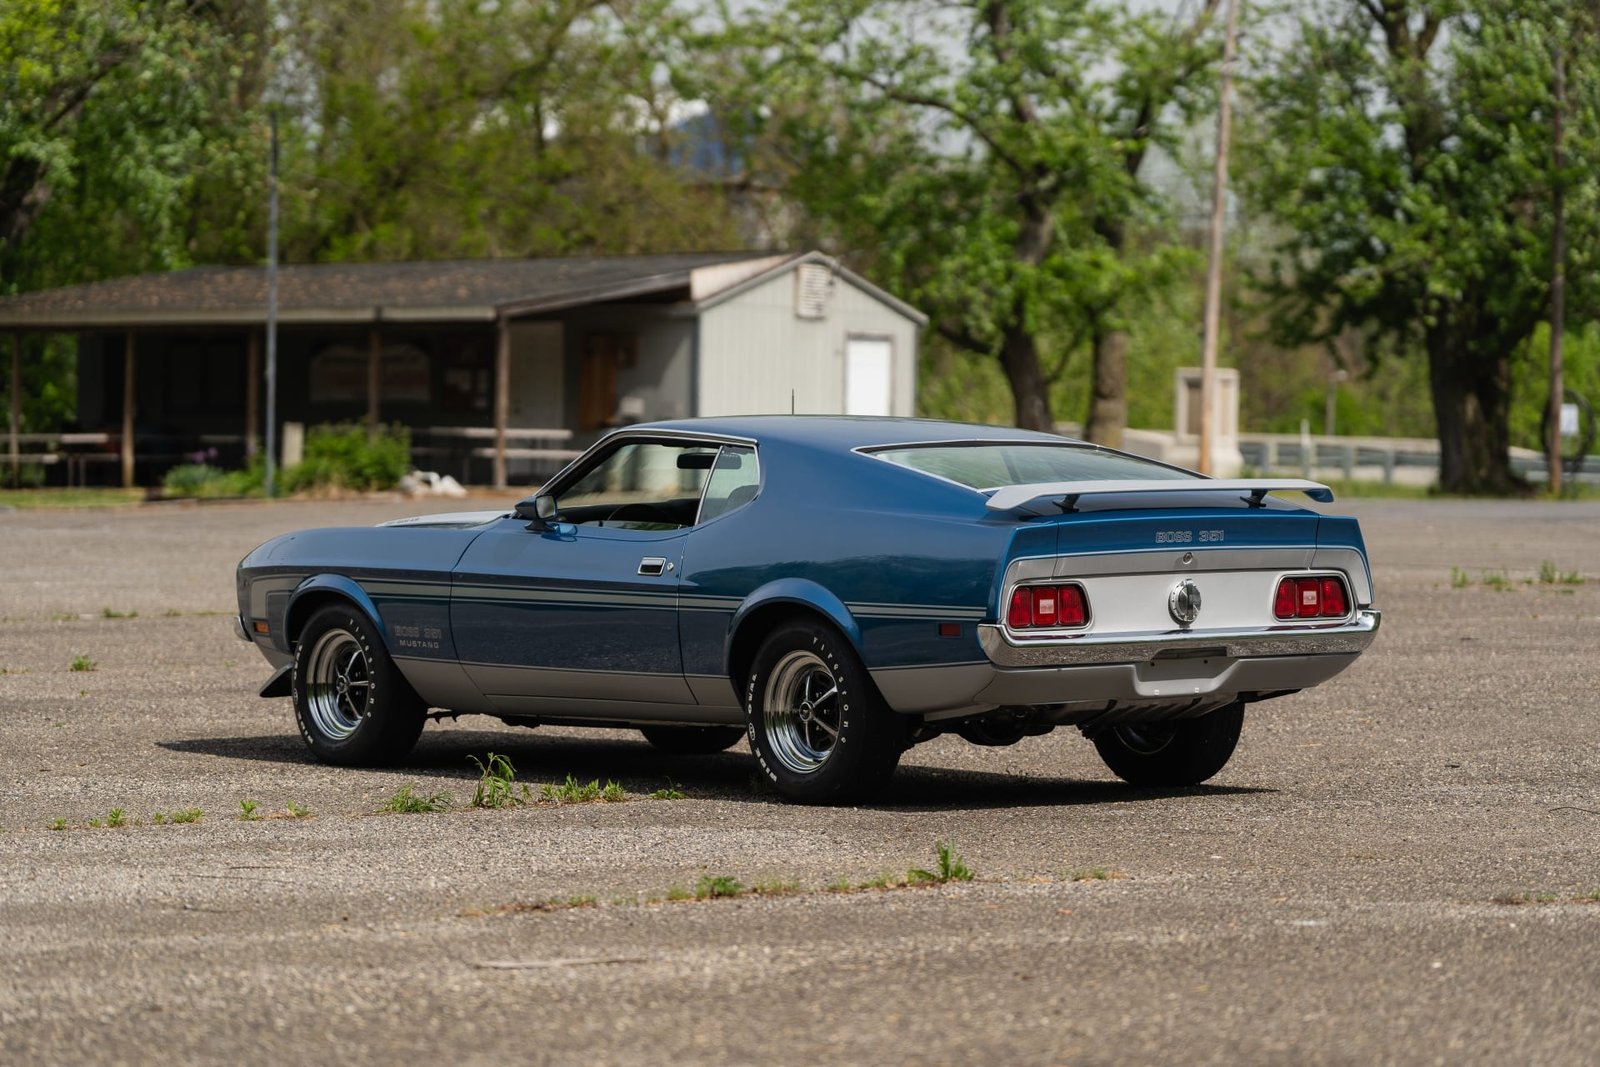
(696, 446, 760, 523)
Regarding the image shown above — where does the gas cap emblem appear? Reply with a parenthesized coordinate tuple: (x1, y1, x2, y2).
(1168, 579, 1202, 626)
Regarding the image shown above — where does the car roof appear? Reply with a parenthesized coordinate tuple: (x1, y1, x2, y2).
(632, 415, 1080, 452)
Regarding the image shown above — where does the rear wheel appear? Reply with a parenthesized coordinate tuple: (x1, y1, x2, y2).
(639, 725, 745, 755)
(745, 621, 905, 805)
(293, 605, 425, 766)
(1091, 703, 1245, 787)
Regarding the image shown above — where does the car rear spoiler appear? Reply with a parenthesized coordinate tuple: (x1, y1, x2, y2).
(984, 478, 1335, 514)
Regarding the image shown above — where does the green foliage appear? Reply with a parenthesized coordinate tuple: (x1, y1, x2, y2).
(238, 799, 261, 821)
(694, 875, 744, 900)
(648, 781, 686, 801)
(381, 785, 452, 814)
(710, 0, 1224, 431)
(285, 801, 311, 819)
(161, 458, 265, 499)
(1242, 0, 1600, 492)
(49, 818, 67, 831)
(100, 607, 137, 619)
(282, 423, 411, 494)
(539, 774, 625, 804)
(908, 842, 974, 885)
(69, 654, 94, 672)
(105, 808, 127, 828)
(469, 752, 528, 809)
(167, 808, 203, 824)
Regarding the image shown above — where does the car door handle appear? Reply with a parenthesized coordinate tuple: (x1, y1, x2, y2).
(638, 557, 669, 576)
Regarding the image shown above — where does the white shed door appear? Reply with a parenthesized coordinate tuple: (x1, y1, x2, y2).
(845, 338, 892, 416)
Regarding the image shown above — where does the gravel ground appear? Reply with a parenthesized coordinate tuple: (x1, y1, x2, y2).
(2, 495, 1598, 1065)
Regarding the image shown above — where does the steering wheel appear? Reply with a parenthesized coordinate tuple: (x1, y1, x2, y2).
(607, 502, 677, 526)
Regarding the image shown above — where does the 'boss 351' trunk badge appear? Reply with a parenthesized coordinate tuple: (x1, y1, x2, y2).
(1169, 579, 1203, 626)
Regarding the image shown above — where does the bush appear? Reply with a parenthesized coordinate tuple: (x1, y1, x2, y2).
(282, 422, 410, 493)
(162, 460, 264, 499)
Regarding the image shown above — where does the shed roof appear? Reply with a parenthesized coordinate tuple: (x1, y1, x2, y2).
(0, 252, 792, 329)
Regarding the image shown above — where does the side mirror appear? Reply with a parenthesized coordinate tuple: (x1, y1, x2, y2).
(514, 493, 559, 530)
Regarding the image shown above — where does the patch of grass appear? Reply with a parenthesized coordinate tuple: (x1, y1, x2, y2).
(69, 654, 95, 672)
(1539, 560, 1559, 585)
(538, 773, 625, 804)
(1480, 570, 1513, 592)
(285, 801, 311, 819)
(88, 818, 102, 828)
(161, 609, 184, 618)
(470, 752, 528, 809)
(695, 874, 745, 900)
(168, 808, 204, 824)
(648, 779, 686, 800)
(151, 812, 166, 825)
(238, 799, 261, 821)
(100, 607, 138, 619)
(664, 884, 693, 902)
(908, 841, 975, 885)
(105, 808, 128, 828)
(1450, 566, 1471, 589)
(1068, 867, 1126, 882)
(751, 878, 802, 896)
(49, 818, 68, 831)
(0, 488, 145, 510)
(381, 785, 452, 814)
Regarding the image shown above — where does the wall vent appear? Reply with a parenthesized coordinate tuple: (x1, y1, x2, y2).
(794, 263, 833, 320)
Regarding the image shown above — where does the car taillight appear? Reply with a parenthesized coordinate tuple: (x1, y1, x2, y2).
(1008, 585, 1089, 629)
(1274, 576, 1350, 620)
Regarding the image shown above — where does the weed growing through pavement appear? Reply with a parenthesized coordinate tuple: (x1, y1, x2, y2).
(168, 808, 204, 824)
(238, 799, 261, 821)
(538, 773, 625, 804)
(105, 808, 128, 828)
(470, 752, 529, 809)
(909, 842, 975, 885)
(664, 884, 693, 901)
(100, 607, 137, 619)
(69, 654, 95, 672)
(1069, 867, 1126, 882)
(695, 875, 744, 900)
(1450, 566, 1471, 589)
(381, 785, 452, 814)
(648, 780, 686, 800)
(1481, 570, 1513, 592)
(49, 818, 67, 831)
(285, 801, 311, 819)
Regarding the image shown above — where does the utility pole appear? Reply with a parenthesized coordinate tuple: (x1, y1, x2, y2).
(265, 109, 280, 498)
(1548, 37, 1566, 496)
(1198, 0, 1239, 476)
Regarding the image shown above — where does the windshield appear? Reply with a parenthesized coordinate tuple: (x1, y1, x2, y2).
(869, 443, 1198, 490)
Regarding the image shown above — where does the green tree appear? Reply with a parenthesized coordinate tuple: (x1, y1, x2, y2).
(1243, 0, 1600, 493)
(274, 0, 742, 263)
(704, 0, 1224, 437)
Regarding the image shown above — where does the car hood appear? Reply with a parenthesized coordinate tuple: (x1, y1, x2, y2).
(376, 510, 508, 529)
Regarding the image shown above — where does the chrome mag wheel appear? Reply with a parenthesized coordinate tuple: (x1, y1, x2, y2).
(304, 627, 370, 741)
(762, 649, 842, 774)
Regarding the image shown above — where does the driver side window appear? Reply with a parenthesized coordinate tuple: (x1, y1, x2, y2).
(555, 441, 718, 528)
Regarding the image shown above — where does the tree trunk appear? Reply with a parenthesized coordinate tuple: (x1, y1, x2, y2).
(1427, 328, 1522, 495)
(1084, 329, 1127, 447)
(1000, 323, 1053, 431)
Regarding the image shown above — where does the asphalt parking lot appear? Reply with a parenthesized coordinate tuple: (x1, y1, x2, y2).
(2, 494, 1598, 1065)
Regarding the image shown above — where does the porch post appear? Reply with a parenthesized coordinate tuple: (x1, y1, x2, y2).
(245, 330, 260, 459)
(8, 332, 20, 489)
(494, 315, 510, 490)
(367, 323, 381, 439)
(121, 331, 135, 488)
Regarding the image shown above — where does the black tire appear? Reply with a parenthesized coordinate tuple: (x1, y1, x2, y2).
(1091, 703, 1245, 787)
(292, 605, 426, 766)
(639, 725, 746, 755)
(745, 621, 906, 805)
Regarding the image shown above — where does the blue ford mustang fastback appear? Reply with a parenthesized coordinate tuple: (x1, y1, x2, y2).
(236, 416, 1379, 803)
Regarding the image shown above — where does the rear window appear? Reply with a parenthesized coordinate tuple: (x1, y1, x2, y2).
(869, 443, 1197, 490)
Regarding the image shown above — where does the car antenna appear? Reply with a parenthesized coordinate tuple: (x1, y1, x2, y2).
(791, 389, 795, 415)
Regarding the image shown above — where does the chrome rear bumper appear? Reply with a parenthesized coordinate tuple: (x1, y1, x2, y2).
(976, 610, 1381, 668)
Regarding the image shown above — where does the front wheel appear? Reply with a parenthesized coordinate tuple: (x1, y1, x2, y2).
(293, 605, 425, 766)
(1090, 703, 1245, 787)
(745, 621, 905, 805)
